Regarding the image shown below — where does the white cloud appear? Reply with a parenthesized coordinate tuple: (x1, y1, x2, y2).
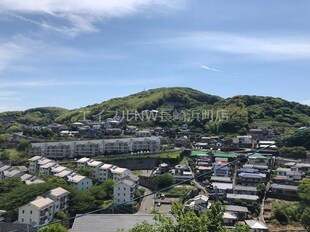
(300, 99, 310, 106)
(155, 31, 310, 61)
(1, 0, 184, 36)
(201, 65, 222, 72)
(0, 35, 44, 71)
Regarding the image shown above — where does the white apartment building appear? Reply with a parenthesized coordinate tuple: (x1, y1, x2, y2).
(87, 160, 103, 180)
(76, 157, 91, 169)
(98, 163, 114, 182)
(29, 156, 52, 174)
(233, 136, 253, 146)
(18, 196, 55, 225)
(4, 168, 23, 179)
(113, 178, 138, 205)
(111, 167, 130, 182)
(39, 162, 57, 176)
(51, 165, 68, 176)
(48, 187, 70, 214)
(0, 165, 12, 180)
(67, 173, 93, 191)
(29, 137, 161, 158)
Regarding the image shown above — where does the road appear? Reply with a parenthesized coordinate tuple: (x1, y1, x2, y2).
(136, 187, 154, 214)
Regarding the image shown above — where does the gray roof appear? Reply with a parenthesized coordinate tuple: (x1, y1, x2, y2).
(71, 214, 162, 232)
(210, 176, 232, 183)
(225, 205, 249, 213)
(271, 184, 298, 191)
(234, 185, 257, 192)
(226, 194, 259, 201)
(245, 220, 268, 230)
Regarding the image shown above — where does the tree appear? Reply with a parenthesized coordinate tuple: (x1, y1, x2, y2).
(301, 208, 310, 232)
(233, 223, 251, 232)
(38, 223, 68, 232)
(298, 179, 310, 205)
(256, 183, 266, 199)
(151, 173, 175, 189)
(129, 202, 226, 232)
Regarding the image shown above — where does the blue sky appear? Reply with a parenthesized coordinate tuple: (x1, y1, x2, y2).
(0, 0, 310, 112)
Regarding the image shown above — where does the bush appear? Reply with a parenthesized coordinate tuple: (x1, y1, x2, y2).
(273, 209, 289, 225)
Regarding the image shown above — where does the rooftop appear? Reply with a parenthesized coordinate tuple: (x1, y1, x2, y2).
(226, 194, 259, 201)
(270, 184, 298, 191)
(245, 220, 268, 230)
(29, 197, 54, 209)
(213, 153, 238, 158)
(71, 214, 163, 232)
(67, 174, 87, 183)
(212, 182, 233, 190)
(225, 205, 249, 213)
(99, 163, 114, 170)
(77, 157, 91, 163)
(49, 187, 70, 197)
(111, 167, 128, 174)
(28, 156, 43, 161)
(55, 170, 73, 178)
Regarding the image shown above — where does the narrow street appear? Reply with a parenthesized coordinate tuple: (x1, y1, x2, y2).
(136, 187, 154, 214)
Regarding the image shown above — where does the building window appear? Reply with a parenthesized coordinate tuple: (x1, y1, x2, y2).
(22, 210, 24, 214)
(30, 210, 32, 214)
(21, 218, 24, 222)
(124, 187, 126, 190)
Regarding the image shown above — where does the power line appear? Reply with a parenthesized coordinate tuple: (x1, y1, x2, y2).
(9, 126, 310, 232)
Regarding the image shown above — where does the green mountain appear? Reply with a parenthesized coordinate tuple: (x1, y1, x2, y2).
(0, 107, 68, 133)
(0, 87, 309, 135)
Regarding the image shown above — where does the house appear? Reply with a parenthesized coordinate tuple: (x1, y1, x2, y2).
(270, 184, 298, 197)
(87, 160, 103, 180)
(39, 161, 57, 176)
(47, 187, 70, 213)
(258, 140, 277, 150)
(184, 195, 211, 213)
(248, 154, 270, 166)
(76, 157, 91, 169)
(210, 176, 232, 183)
(67, 173, 93, 191)
(170, 164, 194, 181)
(233, 135, 253, 148)
(226, 194, 259, 206)
(243, 164, 269, 173)
(238, 172, 266, 186)
(25, 176, 45, 185)
(225, 205, 249, 220)
(51, 165, 68, 176)
(212, 182, 233, 194)
(223, 212, 237, 227)
(175, 136, 191, 148)
(135, 130, 151, 137)
(245, 220, 268, 232)
(28, 156, 43, 174)
(233, 185, 258, 195)
(54, 170, 73, 178)
(113, 178, 138, 205)
(212, 161, 231, 177)
(20, 173, 33, 182)
(4, 168, 23, 179)
(98, 163, 114, 182)
(275, 168, 303, 181)
(18, 196, 55, 225)
(111, 167, 130, 182)
(28, 156, 52, 174)
(0, 165, 11, 180)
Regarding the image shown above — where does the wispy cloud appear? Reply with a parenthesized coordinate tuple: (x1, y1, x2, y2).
(0, 35, 44, 71)
(1, 0, 184, 36)
(201, 65, 222, 72)
(155, 31, 310, 61)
